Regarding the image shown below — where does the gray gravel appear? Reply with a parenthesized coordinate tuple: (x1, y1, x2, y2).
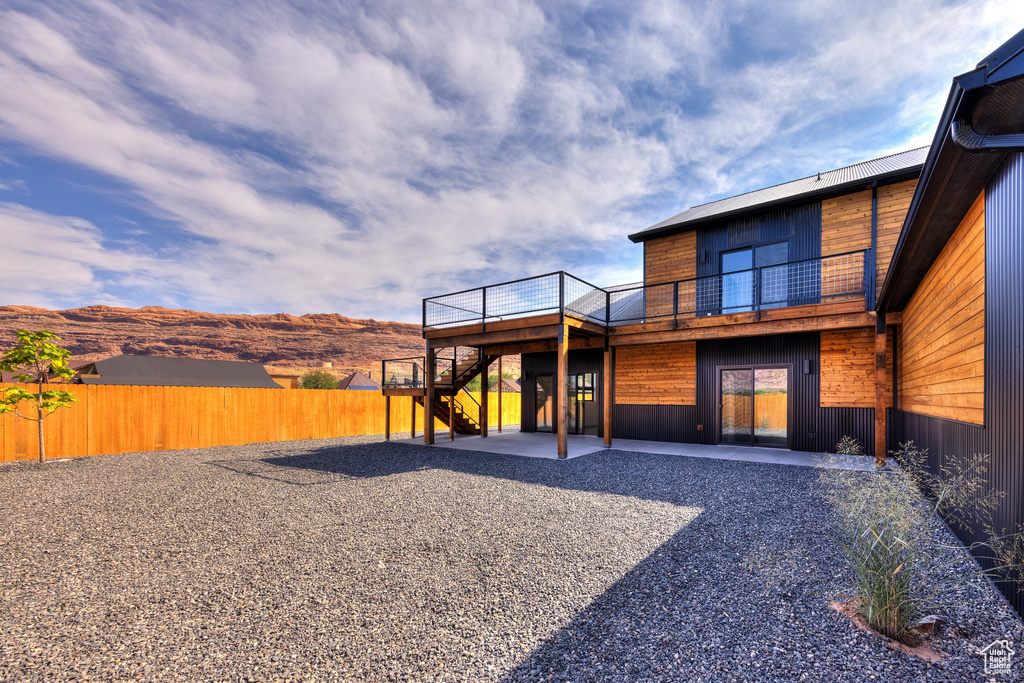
(1, 436, 1022, 681)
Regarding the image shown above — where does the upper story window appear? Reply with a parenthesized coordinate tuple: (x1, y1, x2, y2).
(721, 241, 789, 313)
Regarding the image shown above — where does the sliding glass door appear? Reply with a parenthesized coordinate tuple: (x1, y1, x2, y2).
(719, 365, 789, 447)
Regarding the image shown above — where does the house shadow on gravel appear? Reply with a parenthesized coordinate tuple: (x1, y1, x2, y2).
(217, 440, 950, 681)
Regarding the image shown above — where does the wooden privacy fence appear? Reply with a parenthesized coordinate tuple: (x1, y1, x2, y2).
(0, 384, 521, 462)
(720, 392, 788, 430)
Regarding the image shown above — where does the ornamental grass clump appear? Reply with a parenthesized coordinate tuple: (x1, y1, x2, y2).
(819, 440, 1017, 643)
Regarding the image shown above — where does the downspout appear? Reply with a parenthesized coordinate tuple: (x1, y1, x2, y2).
(951, 119, 1024, 152)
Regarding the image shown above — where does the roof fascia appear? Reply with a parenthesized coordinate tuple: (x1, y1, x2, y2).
(628, 166, 921, 243)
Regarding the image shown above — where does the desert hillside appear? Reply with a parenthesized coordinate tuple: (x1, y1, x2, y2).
(0, 305, 431, 380)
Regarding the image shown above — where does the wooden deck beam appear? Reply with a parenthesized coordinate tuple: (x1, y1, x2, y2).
(424, 344, 435, 445)
(875, 313, 887, 468)
(480, 348, 488, 438)
(557, 320, 568, 459)
(610, 312, 877, 347)
(603, 343, 612, 448)
(484, 336, 605, 357)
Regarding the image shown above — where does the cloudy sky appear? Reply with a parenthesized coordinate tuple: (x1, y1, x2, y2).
(0, 1, 1021, 322)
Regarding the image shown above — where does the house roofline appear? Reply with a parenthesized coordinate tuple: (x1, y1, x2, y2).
(878, 26, 1024, 312)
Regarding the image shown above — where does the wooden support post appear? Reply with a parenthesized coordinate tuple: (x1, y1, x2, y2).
(603, 343, 612, 448)
(875, 313, 887, 467)
(425, 345, 435, 445)
(480, 350, 488, 438)
(449, 392, 455, 442)
(497, 356, 503, 432)
(557, 321, 569, 459)
(410, 396, 416, 438)
(385, 395, 391, 441)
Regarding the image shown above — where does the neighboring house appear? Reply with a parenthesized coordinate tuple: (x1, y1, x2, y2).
(495, 377, 521, 393)
(337, 371, 381, 391)
(74, 355, 282, 388)
(267, 371, 302, 389)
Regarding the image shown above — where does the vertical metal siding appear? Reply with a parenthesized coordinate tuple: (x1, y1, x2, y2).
(612, 405, 699, 442)
(696, 203, 822, 278)
(897, 152, 1024, 617)
(695, 332, 874, 454)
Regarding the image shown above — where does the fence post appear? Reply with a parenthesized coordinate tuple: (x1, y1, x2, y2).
(482, 287, 487, 332)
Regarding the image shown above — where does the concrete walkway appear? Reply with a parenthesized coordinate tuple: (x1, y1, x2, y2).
(396, 430, 878, 471)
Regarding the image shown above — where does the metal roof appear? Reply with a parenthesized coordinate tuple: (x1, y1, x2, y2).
(78, 354, 281, 388)
(630, 147, 929, 242)
(337, 371, 380, 391)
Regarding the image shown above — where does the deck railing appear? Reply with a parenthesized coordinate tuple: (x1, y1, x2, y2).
(421, 250, 868, 330)
(382, 357, 425, 389)
(381, 347, 481, 390)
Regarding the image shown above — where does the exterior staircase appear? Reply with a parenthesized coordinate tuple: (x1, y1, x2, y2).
(411, 347, 493, 435)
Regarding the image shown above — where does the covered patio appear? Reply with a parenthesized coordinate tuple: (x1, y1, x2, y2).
(397, 430, 878, 471)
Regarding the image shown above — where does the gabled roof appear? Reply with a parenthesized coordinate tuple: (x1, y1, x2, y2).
(880, 27, 1024, 311)
(337, 371, 380, 391)
(630, 147, 928, 242)
(496, 377, 521, 393)
(77, 354, 281, 388)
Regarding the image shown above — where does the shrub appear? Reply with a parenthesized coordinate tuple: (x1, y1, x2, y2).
(299, 369, 338, 390)
(819, 439, 1017, 642)
(834, 435, 864, 456)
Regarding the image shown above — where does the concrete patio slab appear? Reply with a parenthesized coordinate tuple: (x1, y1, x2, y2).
(397, 430, 878, 470)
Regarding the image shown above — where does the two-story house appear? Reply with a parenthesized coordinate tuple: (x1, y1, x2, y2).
(382, 146, 922, 465)
(382, 25, 1024, 615)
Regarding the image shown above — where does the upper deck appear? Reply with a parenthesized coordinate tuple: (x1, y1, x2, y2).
(421, 249, 877, 351)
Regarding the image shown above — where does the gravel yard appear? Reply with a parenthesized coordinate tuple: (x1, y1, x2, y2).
(1, 436, 1021, 682)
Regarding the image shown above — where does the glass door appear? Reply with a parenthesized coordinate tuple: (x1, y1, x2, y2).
(719, 366, 789, 447)
(720, 368, 753, 444)
(535, 374, 554, 432)
(721, 249, 753, 313)
(569, 373, 599, 436)
(753, 368, 788, 447)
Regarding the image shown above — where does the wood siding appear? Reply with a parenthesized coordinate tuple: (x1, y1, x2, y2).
(876, 179, 918, 286)
(822, 189, 872, 256)
(644, 230, 696, 285)
(0, 384, 521, 461)
(820, 328, 893, 408)
(614, 342, 696, 405)
(898, 191, 985, 424)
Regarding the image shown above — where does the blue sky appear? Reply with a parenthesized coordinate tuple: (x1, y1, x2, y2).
(0, 1, 1021, 323)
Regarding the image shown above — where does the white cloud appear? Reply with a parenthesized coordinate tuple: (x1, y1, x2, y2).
(0, 0, 1021, 320)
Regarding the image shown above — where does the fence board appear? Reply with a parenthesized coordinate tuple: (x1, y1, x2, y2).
(0, 383, 521, 461)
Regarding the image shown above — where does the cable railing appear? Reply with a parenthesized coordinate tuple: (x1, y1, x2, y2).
(381, 357, 425, 389)
(422, 251, 868, 330)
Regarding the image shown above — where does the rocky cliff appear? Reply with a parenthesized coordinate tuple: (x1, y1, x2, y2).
(0, 305, 428, 379)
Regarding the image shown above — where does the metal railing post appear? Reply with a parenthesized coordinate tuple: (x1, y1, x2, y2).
(381, 360, 386, 388)
(755, 267, 762, 318)
(422, 298, 427, 329)
(605, 289, 611, 325)
(559, 272, 565, 321)
(481, 287, 487, 332)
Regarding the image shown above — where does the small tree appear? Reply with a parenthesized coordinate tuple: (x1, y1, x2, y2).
(299, 369, 338, 390)
(0, 330, 77, 463)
